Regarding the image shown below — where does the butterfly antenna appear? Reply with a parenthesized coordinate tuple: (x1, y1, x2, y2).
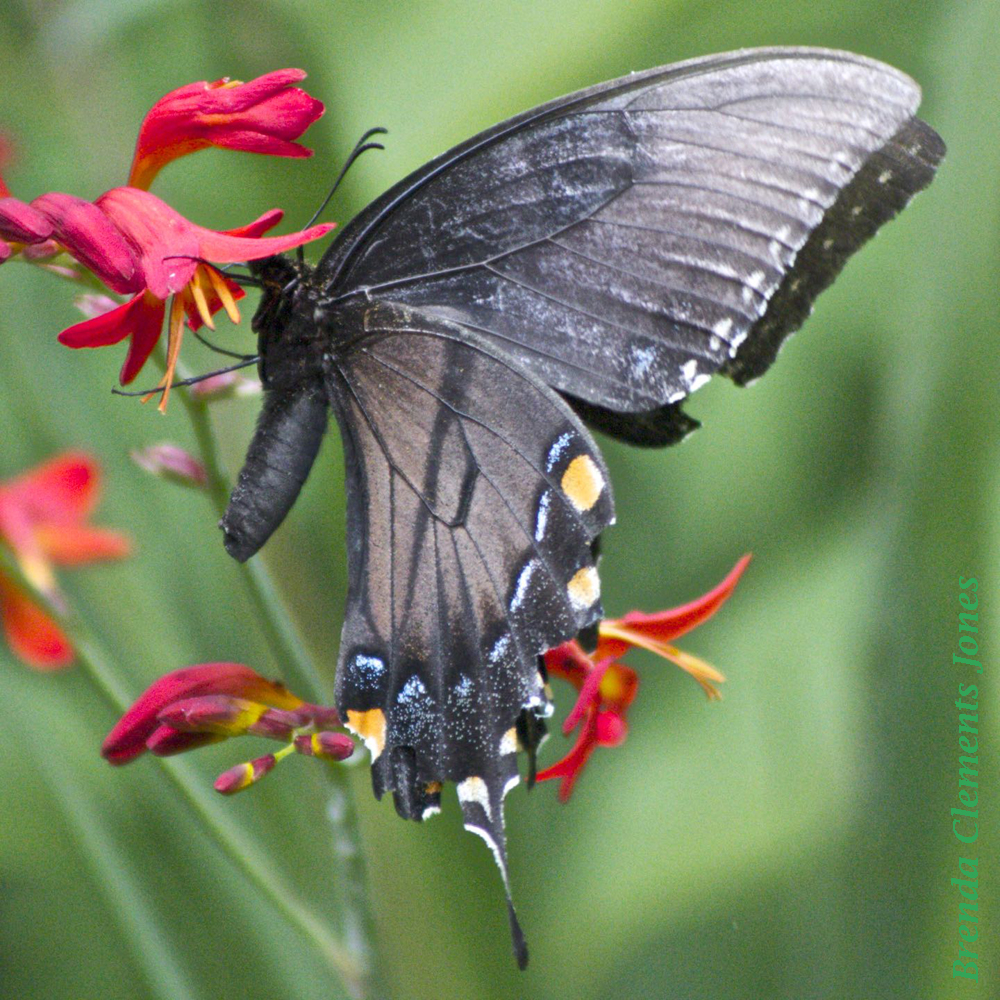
(111, 357, 259, 397)
(297, 126, 388, 264)
(190, 328, 256, 361)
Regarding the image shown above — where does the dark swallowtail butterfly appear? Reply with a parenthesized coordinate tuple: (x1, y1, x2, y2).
(219, 48, 943, 967)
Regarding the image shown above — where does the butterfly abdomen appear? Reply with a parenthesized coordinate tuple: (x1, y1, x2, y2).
(220, 385, 329, 562)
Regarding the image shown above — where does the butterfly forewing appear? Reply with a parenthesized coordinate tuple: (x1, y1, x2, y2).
(316, 48, 943, 432)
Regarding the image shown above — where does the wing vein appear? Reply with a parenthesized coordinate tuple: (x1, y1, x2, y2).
(358, 344, 599, 538)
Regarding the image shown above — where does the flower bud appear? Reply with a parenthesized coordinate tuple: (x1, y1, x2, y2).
(189, 370, 248, 401)
(157, 694, 266, 736)
(131, 443, 207, 489)
(0, 197, 54, 243)
(214, 754, 276, 794)
(146, 724, 225, 756)
(294, 732, 354, 761)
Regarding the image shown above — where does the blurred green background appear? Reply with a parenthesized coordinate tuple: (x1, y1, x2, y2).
(1, 1, 997, 997)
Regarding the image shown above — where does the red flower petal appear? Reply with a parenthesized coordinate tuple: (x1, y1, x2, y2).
(30, 192, 142, 295)
(33, 524, 131, 564)
(101, 663, 304, 765)
(95, 187, 333, 298)
(146, 725, 225, 756)
(128, 69, 324, 190)
(597, 554, 751, 659)
(0, 572, 73, 670)
(222, 208, 283, 238)
(198, 127, 318, 158)
(562, 657, 614, 734)
(594, 710, 628, 747)
(543, 640, 593, 691)
(0, 196, 54, 243)
(536, 713, 599, 802)
(58, 292, 166, 385)
(0, 452, 100, 525)
(119, 295, 168, 384)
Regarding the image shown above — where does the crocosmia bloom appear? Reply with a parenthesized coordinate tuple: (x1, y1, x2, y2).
(537, 555, 750, 800)
(54, 189, 332, 403)
(0, 70, 331, 407)
(0, 453, 130, 670)
(127, 69, 324, 190)
(103, 662, 353, 793)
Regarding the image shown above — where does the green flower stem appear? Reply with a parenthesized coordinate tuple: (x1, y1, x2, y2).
(172, 360, 380, 993)
(0, 550, 370, 997)
(179, 385, 328, 701)
(78, 624, 371, 999)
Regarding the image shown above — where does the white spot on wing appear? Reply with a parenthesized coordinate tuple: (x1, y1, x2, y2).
(457, 776, 492, 820)
(489, 635, 511, 665)
(352, 654, 385, 687)
(510, 560, 537, 612)
(545, 432, 572, 472)
(397, 675, 428, 705)
(535, 490, 552, 542)
(878, 169, 893, 184)
(499, 728, 518, 755)
(629, 343, 656, 379)
(713, 317, 733, 342)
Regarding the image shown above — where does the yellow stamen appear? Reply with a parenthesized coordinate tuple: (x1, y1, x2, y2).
(205, 265, 241, 324)
(189, 266, 215, 330)
(144, 295, 186, 413)
(661, 645, 725, 701)
(18, 551, 57, 597)
(599, 622, 725, 700)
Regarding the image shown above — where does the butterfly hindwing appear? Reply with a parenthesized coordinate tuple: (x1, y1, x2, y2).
(326, 303, 612, 948)
(315, 48, 943, 440)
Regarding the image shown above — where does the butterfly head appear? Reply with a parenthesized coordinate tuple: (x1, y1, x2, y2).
(247, 254, 324, 390)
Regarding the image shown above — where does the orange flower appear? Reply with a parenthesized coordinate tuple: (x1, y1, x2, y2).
(537, 555, 750, 800)
(53, 189, 332, 400)
(0, 453, 129, 669)
(127, 69, 324, 191)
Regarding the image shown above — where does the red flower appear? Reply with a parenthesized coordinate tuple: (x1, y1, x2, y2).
(0, 453, 130, 670)
(0, 70, 331, 405)
(536, 643, 638, 802)
(537, 555, 751, 801)
(103, 663, 352, 793)
(128, 69, 324, 191)
(54, 189, 332, 400)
